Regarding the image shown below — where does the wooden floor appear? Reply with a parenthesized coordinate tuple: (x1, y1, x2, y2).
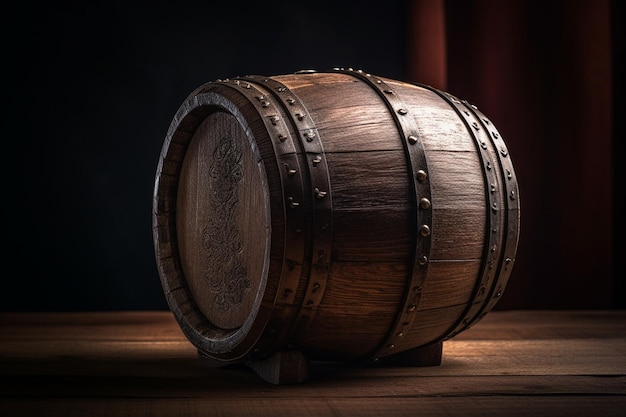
(1, 310, 625, 416)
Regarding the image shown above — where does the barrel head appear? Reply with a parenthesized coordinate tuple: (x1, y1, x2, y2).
(176, 111, 269, 330)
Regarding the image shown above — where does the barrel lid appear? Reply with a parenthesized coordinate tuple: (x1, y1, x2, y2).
(176, 110, 269, 330)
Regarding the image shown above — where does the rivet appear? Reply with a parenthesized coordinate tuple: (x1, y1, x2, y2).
(304, 130, 316, 141)
(416, 170, 427, 182)
(483, 118, 490, 125)
(500, 148, 508, 157)
(486, 161, 492, 170)
(491, 245, 497, 253)
(481, 141, 488, 149)
(312, 155, 322, 165)
(295, 112, 305, 121)
(418, 255, 428, 265)
(312, 282, 321, 292)
(408, 305, 416, 312)
(283, 288, 293, 298)
(277, 87, 287, 92)
(278, 134, 287, 142)
(283, 163, 296, 175)
(397, 332, 404, 337)
(397, 108, 408, 115)
(388, 344, 395, 349)
(306, 299, 314, 305)
(288, 197, 300, 208)
(419, 224, 431, 237)
(268, 115, 280, 125)
(314, 188, 327, 199)
(261, 100, 270, 108)
(286, 98, 295, 105)
(492, 202, 498, 212)
(408, 135, 418, 144)
(490, 184, 496, 193)
(492, 131, 499, 139)
(506, 169, 512, 180)
(472, 122, 480, 130)
(420, 198, 431, 209)
(510, 190, 517, 200)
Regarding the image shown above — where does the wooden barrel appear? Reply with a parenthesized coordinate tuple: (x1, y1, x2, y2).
(152, 69, 520, 365)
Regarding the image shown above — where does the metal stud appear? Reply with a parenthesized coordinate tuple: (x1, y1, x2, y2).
(314, 188, 327, 199)
(288, 197, 300, 208)
(419, 224, 431, 237)
(408, 135, 418, 144)
(268, 115, 280, 125)
(419, 198, 431, 209)
(416, 170, 427, 182)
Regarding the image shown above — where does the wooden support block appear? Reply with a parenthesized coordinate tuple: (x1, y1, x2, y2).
(197, 349, 310, 385)
(246, 350, 310, 385)
(374, 341, 443, 367)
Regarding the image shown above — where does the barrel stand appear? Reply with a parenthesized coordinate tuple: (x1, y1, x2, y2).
(198, 341, 443, 385)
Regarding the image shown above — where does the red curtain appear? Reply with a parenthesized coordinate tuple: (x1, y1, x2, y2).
(407, 0, 614, 309)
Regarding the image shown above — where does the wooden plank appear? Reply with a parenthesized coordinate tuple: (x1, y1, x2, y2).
(1, 311, 625, 417)
(2, 373, 624, 398)
(2, 396, 625, 417)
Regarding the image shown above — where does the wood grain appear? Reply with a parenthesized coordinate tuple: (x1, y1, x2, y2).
(152, 70, 521, 367)
(1, 311, 624, 417)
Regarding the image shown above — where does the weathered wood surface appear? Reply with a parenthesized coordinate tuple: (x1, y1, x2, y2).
(1, 310, 625, 416)
(153, 70, 521, 366)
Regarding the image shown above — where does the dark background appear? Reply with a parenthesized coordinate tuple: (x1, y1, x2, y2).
(6, 0, 623, 312)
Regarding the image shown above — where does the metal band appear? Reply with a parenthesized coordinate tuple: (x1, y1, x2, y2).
(463, 104, 520, 327)
(236, 74, 334, 344)
(332, 68, 433, 360)
(214, 79, 309, 355)
(414, 84, 519, 338)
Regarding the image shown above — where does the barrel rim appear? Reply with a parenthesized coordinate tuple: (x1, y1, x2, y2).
(152, 88, 275, 360)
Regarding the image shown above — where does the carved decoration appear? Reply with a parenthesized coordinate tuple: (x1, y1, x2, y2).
(202, 135, 250, 311)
